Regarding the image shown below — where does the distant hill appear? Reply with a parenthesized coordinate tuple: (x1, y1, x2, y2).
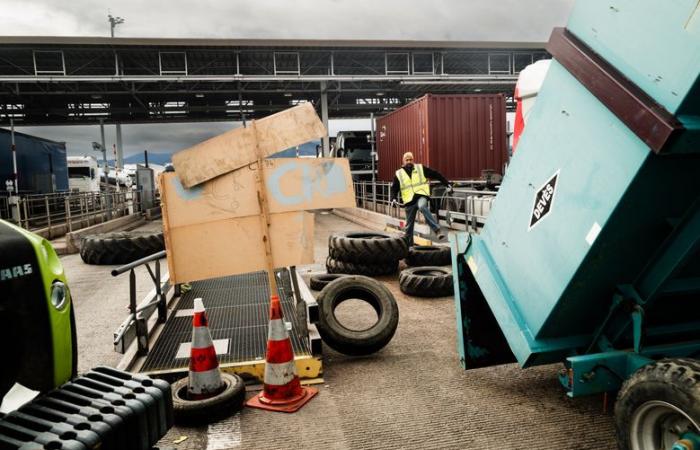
(124, 152, 173, 165)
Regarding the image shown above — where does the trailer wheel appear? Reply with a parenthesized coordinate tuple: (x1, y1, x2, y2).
(171, 372, 245, 425)
(615, 358, 700, 450)
(326, 257, 398, 277)
(80, 231, 164, 265)
(316, 275, 399, 356)
(309, 273, 349, 291)
(329, 232, 407, 264)
(405, 245, 452, 267)
(399, 266, 453, 297)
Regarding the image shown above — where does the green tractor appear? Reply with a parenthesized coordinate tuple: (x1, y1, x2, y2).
(0, 218, 76, 407)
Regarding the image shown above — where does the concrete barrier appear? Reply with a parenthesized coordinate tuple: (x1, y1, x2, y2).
(65, 214, 145, 253)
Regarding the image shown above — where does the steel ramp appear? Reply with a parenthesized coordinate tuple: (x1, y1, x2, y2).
(137, 269, 322, 383)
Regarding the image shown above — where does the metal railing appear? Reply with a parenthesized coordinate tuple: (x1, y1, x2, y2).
(0, 189, 145, 238)
(112, 250, 173, 356)
(352, 180, 498, 233)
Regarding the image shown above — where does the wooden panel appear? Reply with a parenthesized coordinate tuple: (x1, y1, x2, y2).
(172, 102, 326, 188)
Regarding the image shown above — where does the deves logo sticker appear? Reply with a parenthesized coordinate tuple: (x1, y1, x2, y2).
(529, 171, 559, 230)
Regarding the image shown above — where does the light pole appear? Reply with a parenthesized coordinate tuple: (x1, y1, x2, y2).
(108, 14, 125, 38)
(92, 123, 113, 220)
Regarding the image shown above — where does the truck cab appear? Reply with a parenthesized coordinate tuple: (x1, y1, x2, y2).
(67, 156, 100, 193)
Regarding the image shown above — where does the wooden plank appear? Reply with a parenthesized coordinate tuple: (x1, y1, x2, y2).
(159, 158, 355, 228)
(172, 102, 326, 188)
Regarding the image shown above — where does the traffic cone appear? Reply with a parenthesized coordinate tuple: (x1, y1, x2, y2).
(246, 294, 317, 413)
(187, 298, 224, 400)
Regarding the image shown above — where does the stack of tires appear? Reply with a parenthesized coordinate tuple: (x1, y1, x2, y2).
(326, 232, 407, 276)
(399, 245, 454, 298)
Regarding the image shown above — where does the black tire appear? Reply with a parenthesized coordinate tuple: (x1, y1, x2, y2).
(171, 372, 245, 425)
(399, 266, 453, 297)
(310, 273, 349, 291)
(326, 256, 398, 276)
(614, 358, 700, 450)
(406, 245, 452, 267)
(329, 231, 407, 263)
(80, 231, 164, 265)
(316, 275, 399, 356)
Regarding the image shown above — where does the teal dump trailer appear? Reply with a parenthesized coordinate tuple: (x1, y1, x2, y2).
(450, 1, 700, 449)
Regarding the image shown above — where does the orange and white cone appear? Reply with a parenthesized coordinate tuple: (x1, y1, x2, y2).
(187, 298, 224, 400)
(246, 294, 317, 413)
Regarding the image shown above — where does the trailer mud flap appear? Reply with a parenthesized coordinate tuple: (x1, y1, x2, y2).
(454, 250, 516, 369)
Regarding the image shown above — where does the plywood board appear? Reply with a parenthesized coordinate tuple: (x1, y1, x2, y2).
(160, 158, 355, 228)
(172, 103, 326, 188)
(162, 211, 314, 284)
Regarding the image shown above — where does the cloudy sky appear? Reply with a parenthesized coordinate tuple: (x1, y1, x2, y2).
(1, 0, 575, 158)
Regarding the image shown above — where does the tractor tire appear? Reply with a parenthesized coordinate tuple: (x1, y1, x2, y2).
(405, 245, 452, 267)
(614, 358, 700, 450)
(316, 275, 399, 356)
(326, 257, 398, 277)
(309, 273, 349, 291)
(328, 232, 407, 264)
(399, 266, 453, 297)
(80, 231, 164, 265)
(171, 373, 245, 425)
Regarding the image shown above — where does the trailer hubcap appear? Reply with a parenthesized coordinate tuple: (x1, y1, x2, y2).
(630, 401, 700, 450)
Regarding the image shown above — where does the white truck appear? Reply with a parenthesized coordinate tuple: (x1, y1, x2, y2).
(67, 155, 100, 192)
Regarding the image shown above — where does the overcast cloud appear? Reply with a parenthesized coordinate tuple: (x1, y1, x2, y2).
(2, 0, 574, 158)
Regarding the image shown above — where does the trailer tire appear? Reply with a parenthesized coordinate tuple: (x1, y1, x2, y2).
(316, 275, 399, 356)
(399, 266, 453, 297)
(405, 245, 452, 267)
(171, 373, 245, 425)
(80, 231, 165, 265)
(310, 273, 349, 291)
(329, 232, 407, 263)
(614, 358, 700, 450)
(326, 257, 398, 276)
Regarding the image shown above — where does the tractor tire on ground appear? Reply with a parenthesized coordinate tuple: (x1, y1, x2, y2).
(614, 358, 700, 450)
(326, 257, 398, 277)
(171, 373, 245, 425)
(405, 245, 452, 267)
(399, 266, 453, 297)
(329, 231, 407, 264)
(309, 273, 349, 291)
(80, 231, 164, 265)
(316, 275, 399, 356)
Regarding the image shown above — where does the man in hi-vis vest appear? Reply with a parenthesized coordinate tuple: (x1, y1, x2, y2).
(391, 152, 452, 246)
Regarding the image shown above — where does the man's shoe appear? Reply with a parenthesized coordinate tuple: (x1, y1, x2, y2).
(436, 231, 446, 241)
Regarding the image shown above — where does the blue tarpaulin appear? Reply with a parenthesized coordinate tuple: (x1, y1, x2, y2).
(0, 128, 68, 193)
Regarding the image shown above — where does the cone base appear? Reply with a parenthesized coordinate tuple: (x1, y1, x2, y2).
(246, 386, 318, 413)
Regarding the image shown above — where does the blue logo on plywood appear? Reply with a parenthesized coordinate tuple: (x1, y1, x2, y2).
(529, 171, 559, 230)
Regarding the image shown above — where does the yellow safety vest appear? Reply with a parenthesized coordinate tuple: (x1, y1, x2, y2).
(396, 164, 430, 204)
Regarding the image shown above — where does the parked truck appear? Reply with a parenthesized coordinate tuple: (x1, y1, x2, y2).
(67, 156, 100, 193)
(450, 2, 700, 449)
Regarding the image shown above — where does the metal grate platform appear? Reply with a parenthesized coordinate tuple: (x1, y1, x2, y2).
(139, 270, 319, 381)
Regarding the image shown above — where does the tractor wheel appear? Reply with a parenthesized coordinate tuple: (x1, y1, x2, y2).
(405, 245, 452, 267)
(615, 358, 700, 450)
(399, 266, 453, 297)
(80, 231, 164, 265)
(329, 231, 407, 264)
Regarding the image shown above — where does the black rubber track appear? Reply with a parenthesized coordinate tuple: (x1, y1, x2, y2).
(171, 373, 245, 425)
(309, 273, 349, 291)
(316, 275, 399, 356)
(399, 266, 453, 297)
(326, 256, 398, 276)
(614, 358, 700, 450)
(328, 231, 407, 264)
(405, 245, 452, 267)
(80, 231, 164, 265)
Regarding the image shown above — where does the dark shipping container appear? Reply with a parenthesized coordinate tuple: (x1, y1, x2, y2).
(0, 128, 68, 193)
(376, 94, 507, 181)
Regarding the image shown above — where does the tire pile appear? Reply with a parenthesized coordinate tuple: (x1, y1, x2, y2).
(326, 232, 407, 276)
(400, 245, 453, 298)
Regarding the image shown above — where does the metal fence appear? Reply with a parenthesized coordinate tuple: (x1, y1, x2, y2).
(352, 180, 497, 232)
(0, 189, 145, 238)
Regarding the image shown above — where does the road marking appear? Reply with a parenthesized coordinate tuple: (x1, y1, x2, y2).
(207, 414, 241, 450)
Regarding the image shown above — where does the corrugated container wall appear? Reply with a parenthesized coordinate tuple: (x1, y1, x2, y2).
(377, 94, 507, 181)
(0, 128, 68, 193)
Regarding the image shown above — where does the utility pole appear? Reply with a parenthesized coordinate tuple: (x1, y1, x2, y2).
(108, 14, 125, 38)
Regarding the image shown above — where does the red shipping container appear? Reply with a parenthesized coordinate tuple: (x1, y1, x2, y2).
(376, 94, 508, 181)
